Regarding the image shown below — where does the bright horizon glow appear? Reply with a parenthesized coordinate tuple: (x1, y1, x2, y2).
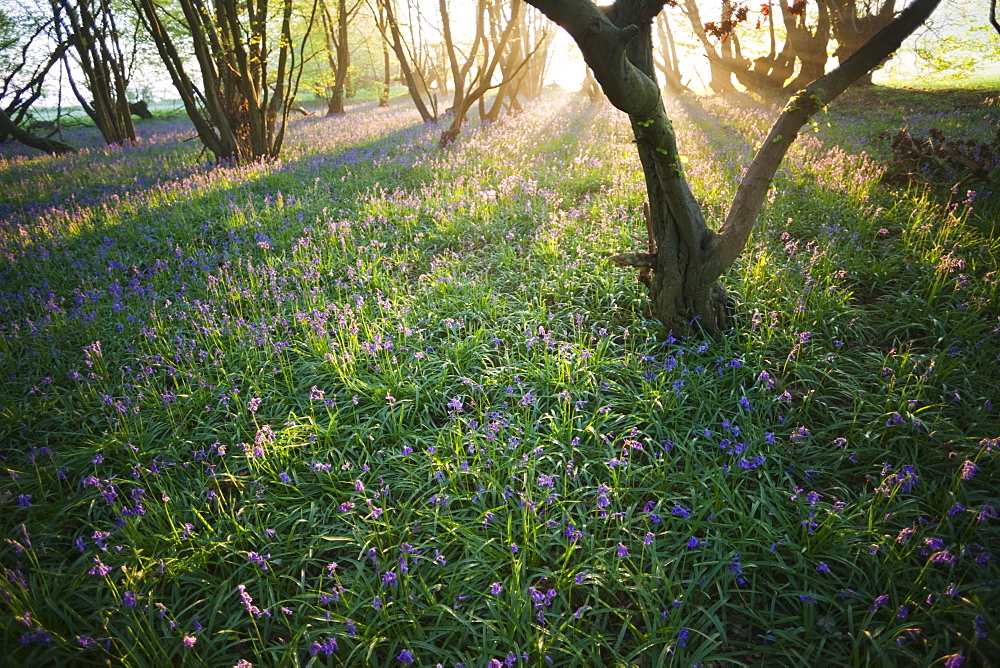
(18, 0, 997, 110)
(521, 1, 997, 94)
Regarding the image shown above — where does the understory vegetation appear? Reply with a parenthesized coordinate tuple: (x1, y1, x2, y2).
(1, 85, 998, 666)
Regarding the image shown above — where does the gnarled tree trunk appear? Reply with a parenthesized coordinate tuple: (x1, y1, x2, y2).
(438, 0, 528, 146)
(782, 0, 831, 93)
(524, 0, 941, 335)
(826, 0, 897, 86)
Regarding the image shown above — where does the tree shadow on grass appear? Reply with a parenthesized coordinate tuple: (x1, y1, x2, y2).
(0, 90, 613, 367)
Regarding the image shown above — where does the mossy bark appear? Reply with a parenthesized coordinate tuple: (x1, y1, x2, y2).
(525, 0, 941, 336)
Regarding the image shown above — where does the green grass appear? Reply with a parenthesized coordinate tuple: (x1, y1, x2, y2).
(1, 86, 998, 666)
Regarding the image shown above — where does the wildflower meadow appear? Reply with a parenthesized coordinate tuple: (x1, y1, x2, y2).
(1, 87, 998, 666)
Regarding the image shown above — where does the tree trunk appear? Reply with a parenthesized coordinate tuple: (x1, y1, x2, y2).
(781, 0, 830, 93)
(439, 0, 466, 108)
(0, 107, 75, 154)
(53, 0, 136, 145)
(372, 1, 392, 107)
(322, 0, 351, 116)
(526, 0, 941, 334)
(381, 41, 391, 106)
(378, 0, 436, 122)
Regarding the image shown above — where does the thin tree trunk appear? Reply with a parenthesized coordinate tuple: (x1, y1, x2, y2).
(379, 0, 436, 121)
(381, 39, 391, 106)
(322, 0, 351, 116)
(439, 0, 524, 146)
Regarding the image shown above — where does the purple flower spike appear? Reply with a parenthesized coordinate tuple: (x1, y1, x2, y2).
(870, 594, 889, 612)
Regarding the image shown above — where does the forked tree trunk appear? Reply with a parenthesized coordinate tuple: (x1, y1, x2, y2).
(53, 0, 136, 145)
(438, 0, 525, 146)
(524, 0, 940, 335)
(377, 0, 436, 122)
(135, 0, 307, 163)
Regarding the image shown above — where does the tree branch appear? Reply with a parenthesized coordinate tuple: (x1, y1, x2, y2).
(0, 107, 75, 154)
(525, 0, 665, 119)
(709, 0, 942, 276)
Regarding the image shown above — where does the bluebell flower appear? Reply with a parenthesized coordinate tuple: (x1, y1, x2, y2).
(870, 594, 889, 612)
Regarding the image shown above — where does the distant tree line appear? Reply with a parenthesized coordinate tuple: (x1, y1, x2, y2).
(0, 0, 560, 158)
(0, 1, 989, 162)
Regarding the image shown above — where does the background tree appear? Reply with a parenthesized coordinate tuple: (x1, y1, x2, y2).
(679, 0, 738, 94)
(133, 0, 315, 162)
(438, 0, 548, 145)
(523, 0, 941, 334)
(374, 0, 436, 121)
(439, 0, 485, 117)
(683, 1, 801, 97)
(825, 0, 897, 85)
(677, 1, 838, 99)
(652, 9, 689, 93)
(743, 1, 796, 93)
(318, 0, 361, 115)
(780, 0, 831, 92)
(0, 4, 75, 152)
(51, 0, 137, 145)
(483, 3, 555, 121)
(371, 0, 392, 105)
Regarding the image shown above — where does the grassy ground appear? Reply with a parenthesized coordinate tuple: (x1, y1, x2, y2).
(1, 85, 998, 666)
